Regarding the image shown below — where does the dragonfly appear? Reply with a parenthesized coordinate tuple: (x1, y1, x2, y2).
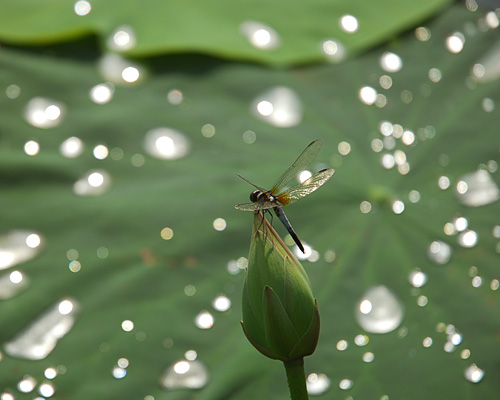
(235, 139, 335, 253)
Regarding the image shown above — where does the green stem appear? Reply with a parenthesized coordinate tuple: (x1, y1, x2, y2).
(283, 358, 309, 400)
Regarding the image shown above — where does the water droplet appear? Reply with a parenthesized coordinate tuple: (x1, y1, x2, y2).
(472, 276, 483, 287)
(73, 170, 111, 196)
(24, 140, 40, 156)
(458, 230, 478, 248)
(438, 176, 451, 190)
(359, 86, 377, 105)
(212, 295, 231, 312)
(242, 130, 257, 144)
(160, 227, 174, 240)
(417, 295, 428, 307)
(6, 84, 21, 99)
(252, 87, 302, 128)
(415, 26, 431, 41)
(428, 240, 452, 264)
(160, 360, 209, 390)
(240, 21, 280, 50)
(0, 230, 43, 270)
(184, 284, 196, 296)
(1, 393, 14, 400)
(90, 83, 114, 104)
(339, 378, 353, 390)
(195, 311, 214, 329)
(98, 53, 144, 85)
(362, 352, 375, 362)
(113, 366, 127, 379)
(360, 200, 372, 214)
(446, 33, 465, 53)
(340, 15, 358, 33)
(356, 285, 404, 333)
(93, 144, 109, 160)
(307, 373, 331, 395)
(108, 25, 137, 51)
(17, 375, 37, 393)
(24, 97, 64, 128)
(4, 298, 79, 360)
(381, 153, 395, 169)
(60, 137, 84, 158)
(461, 349, 471, 359)
(121, 320, 134, 332)
(0, 270, 29, 299)
(379, 75, 392, 89)
(44, 367, 58, 379)
(464, 363, 484, 383)
(472, 40, 500, 83)
(167, 89, 183, 105)
(336, 339, 348, 351)
(429, 68, 442, 83)
(39, 382, 55, 397)
(409, 269, 427, 288)
(212, 218, 227, 231)
(74, 0, 91, 16)
(380, 52, 402, 73)
(423, 337, 433, 347)
(185, 350, 198, 361)
(201, 123, 215, 138)
(321, 39, 346, 63)
(144, 128, 190, 160)
(456, 170, 499, 206)
(392, 200, 405, 214)
(491, 279, 499, 290)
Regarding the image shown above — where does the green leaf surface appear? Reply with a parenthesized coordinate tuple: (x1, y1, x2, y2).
(0, 0, 453, 65)
(1, 3, 500, 400)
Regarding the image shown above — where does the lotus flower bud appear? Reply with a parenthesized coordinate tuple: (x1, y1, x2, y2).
(241, 212, 320, 361)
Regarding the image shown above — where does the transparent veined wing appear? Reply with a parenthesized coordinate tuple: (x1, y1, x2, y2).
(234, 200, 279, 211)
(275, 168, 335, 206)
(270, 140, 323, 194)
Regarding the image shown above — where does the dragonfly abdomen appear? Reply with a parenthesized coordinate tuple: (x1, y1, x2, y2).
(272, 206, 305, 253)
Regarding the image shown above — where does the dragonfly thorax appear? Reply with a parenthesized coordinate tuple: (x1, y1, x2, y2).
(250, 190, 276, 203)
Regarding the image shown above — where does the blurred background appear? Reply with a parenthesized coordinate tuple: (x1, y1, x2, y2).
(1, 0, 500, 399)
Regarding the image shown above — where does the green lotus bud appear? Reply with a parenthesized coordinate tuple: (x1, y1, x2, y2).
(241, 212, 320, 362)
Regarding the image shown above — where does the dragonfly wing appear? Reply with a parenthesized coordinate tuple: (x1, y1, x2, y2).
(235, 200, 277, 211)
(276, 168, 335, 206)
(270, 140, 323, 194)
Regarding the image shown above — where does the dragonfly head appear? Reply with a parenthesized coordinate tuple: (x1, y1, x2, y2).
(250, 190, 261, 203)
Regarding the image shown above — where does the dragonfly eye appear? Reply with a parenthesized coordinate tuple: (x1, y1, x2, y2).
(250, 190, 261, 202)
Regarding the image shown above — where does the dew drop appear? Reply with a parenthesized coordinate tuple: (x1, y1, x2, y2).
(423, 337, 433, 347)
(44, 367, 57, 379)
(360, 201, 372, 214)
(90, 83, 114, 104)
(359, 86, 377, 105)
(428, 240, 452, 264)
(464, 363, 484, 383)
(144, 128, 190, 160)
(0, 230, 43, 270)
(306, 373, 331, 395)
(195, 311, 214, 329)
(24, 97, 64, 128)
(73, 170, 111, 196)
(24, 140, 40, 156)
(93, 144, 109, 160)
(167, 89, 183, 105)
(0, 270, 29, 299)
(39, 382, 55, 397)
(415, 26, 431, 41)
(160, 360, 209, 390)
(362, 352, 375, 362)
(336, 339, 348, 351)
(339, 378, 353, 390)
(380, 52, 402, 73)
(4, 298, 79, 360)
(458, 230, 478, 248)
(212, 295, 231, 312)
(392, 200, 405, 214)
(213, 218, 227, 231)
(201, 123, 215, 138)
(17, 375, 36, 393)
(108, 25, 137, 51)
(446, 33, 465, 53)
(98, 53, 144, 85)
(60, 137, 84, 158)
(340, 15, 358, 33)
(6, 84, 21, 99)
(240, 21, 280, 50)
(113, 366, 127, 379)
(121, 320, 134, 332)
(74, 0, 91, 16)
(321, 39, 346, 63)
(438, 176, 450, 190)
(456, 170, 499, 206)
(252, 87, 302, 128)
(409, 269, 427, 288)
(355, 285, 404, 334)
